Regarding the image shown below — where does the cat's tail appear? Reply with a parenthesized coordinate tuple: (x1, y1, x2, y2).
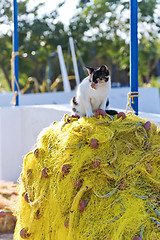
(105, 109, 118, 115)
(70, 96, 80, 116)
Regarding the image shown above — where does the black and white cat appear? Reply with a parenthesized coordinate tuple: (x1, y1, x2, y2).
(71, 65, 117, 117)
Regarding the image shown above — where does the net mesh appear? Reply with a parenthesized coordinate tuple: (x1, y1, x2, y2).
(13, 113, 160, 240)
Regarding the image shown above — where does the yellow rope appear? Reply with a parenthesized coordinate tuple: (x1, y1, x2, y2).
(13, 115, 160, 240)
(126, 91, 139, 114)
(68, 186, 92, 240)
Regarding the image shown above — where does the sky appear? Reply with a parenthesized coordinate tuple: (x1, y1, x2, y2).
(0, 0, 79, 35)
(29, 0, 79, 25)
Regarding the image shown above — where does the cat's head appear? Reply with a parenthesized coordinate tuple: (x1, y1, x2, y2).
(85, 65, 110, 89)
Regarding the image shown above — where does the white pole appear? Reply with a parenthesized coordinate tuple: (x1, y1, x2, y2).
(69, 37, 80, 86)
(57, 45, 71, 92)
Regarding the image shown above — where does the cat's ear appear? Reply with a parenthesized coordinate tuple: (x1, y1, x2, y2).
(99, 65, 109, 75)
(85, 66, 95, 75)
(99, 65, 108, 72)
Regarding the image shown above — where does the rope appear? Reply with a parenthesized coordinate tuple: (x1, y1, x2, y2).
(11, 51, 20, 105)
(14, 114, 160, 240)
(126, 91, 139, 114)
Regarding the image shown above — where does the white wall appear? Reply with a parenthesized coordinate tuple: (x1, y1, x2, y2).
(0, 105, 71, 182)
(0, 107, 22, 182)
(0, 87, 159, 113)
(0, 91, 75, 107)
(109, 87, 160, 114)
(0, 110, 2, 180)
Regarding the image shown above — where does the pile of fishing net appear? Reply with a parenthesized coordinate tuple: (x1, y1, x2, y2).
(13, 112, 160, 240)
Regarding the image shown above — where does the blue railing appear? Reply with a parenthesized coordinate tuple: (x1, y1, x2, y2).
(130, 0, 138, 115)
(13, 0, 19, 106)
(12, 0, 139, 113)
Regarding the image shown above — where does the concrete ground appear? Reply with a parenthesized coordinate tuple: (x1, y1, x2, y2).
(0, 234, 13, 240)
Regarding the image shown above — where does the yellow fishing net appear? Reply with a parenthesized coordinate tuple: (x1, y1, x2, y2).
(13, 113, 160, 240)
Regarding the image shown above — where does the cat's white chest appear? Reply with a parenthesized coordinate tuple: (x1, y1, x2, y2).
(89, 86, 109, 110)
(75, 77, 111, 117)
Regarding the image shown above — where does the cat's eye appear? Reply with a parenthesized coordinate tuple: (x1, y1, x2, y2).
(96, 77, 109, 82)
(94, 79, 98, 84)
(96, 78, 103, 82)
(105, 76, 109, 82)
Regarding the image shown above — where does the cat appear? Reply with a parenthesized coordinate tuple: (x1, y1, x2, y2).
(71, 64, 117, 117)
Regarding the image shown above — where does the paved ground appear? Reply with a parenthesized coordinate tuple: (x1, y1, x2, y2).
(0, 234, 13, 240)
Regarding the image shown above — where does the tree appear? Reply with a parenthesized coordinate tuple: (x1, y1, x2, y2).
(138, 0, 160, 83)
(0, 0, 69, 91)
(1, 0, 160, 91)
(0, 0, 12, 89)
(18, 2, 69, 88)
(69, 0, 160, 84)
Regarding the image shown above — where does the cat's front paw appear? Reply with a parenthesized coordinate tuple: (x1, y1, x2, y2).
(86, 112, 94, 118)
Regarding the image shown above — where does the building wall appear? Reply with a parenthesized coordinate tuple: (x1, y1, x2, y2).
(0, 110, 2, 180)
(0, 105, 71, 182)
(0, 88, 159, 113)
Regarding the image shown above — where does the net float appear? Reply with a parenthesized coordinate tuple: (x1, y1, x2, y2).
(117, 112, 126, 119)
(90, 139, 99, 149)
(143, 121, 151, 131)
(94, 109, 106, 118)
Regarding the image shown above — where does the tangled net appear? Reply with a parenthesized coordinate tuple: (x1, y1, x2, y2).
(13, 113, 160, 240)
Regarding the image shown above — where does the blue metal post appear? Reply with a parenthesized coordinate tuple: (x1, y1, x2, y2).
(130, 0, 138, 115)
(13, 0, 19, 106)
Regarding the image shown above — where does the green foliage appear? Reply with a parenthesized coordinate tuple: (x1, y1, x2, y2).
(0, 69, 11, 92)
(150, 77, 160, 91)
(0, 0, 12, 24)
(0, 0, 69, 90)
(69, 0, 160, 85)
(0, 33, 12, 90)
(138, 0, 157, 19)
